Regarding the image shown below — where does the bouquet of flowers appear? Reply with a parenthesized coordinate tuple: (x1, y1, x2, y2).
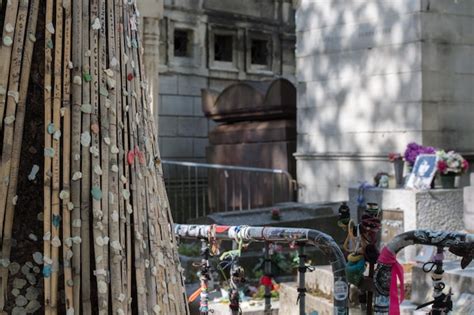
(404, 142, 436, 166)
(436, 150, 469, 175)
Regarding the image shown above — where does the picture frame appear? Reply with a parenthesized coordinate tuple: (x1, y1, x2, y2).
(405, 154, 438, 190)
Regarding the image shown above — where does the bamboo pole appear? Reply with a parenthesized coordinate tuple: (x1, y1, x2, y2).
(43, 0, 54, 311)
(89, 0, 108, 312)
(106, 0, 124, 312)
(0, 0, 38, 311)
(119, 2, 133, 311)
(0, 0, 23, 251)
(123, 4, 147, 312)
(98, 0, 110, 310)
(70, 0, 83, 311)
(130, 19, 159, 313)
(50, 0, 65, 311)
(113, 0, 128, 311)
(0, 0, 19, 129)
(61, 0, 74, 312)
(80, 0, 92, 311)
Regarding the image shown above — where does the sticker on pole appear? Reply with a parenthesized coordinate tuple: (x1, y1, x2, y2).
(334, 280, 348, 301)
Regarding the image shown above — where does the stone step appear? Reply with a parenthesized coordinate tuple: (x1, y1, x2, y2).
(279, 282, 363, 315)
(304, 265, 333, 296)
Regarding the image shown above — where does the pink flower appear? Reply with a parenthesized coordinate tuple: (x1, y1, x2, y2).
(388, 153, 402, 162)
(463, 159, 469, 171)
(438, 160, 448, 174)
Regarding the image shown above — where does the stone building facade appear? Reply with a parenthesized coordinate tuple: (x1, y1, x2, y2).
(296, 0, 474, 202)
(157, 0, 296, 161)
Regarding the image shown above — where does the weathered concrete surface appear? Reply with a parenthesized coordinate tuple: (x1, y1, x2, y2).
(295, 0, 474, 202)
(348, 187, 464, 261)
(279, 282, 363, 315)
(348, 187, 464, 231)
(464, 185, 474, 232)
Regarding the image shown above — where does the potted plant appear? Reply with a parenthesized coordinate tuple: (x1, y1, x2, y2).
(436, 150, 469, 188)
(388, 153, 404, 187)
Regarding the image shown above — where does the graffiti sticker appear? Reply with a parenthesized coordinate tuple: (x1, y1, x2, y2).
(334, 280, 348, 301)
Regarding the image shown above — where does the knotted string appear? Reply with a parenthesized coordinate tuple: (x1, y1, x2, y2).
(378, 246, 404, 315)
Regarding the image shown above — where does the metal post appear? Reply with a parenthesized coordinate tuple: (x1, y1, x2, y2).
(271, 173, 275, 206)
(224, 170, 228, 212)
(264, 242, 272, 315)
(297, 244, 306, 315)
(239, 171, 242, 211)
(180, 165, 185, 222)
(195, 167, 199, 219)
(199, 239, 210, 315)
(188, 166, 191, 219)
(247, 172, 251, 210)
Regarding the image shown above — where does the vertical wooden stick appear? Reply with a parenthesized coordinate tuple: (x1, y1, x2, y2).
(80, 0, 92, 312)
(61, 0, 74, 312)
(113, 0, 128, 311)
(0, 1, 28, 249)
(119, 3, 133, 311)
(0, 0, 20, 129)
(89, 0, 109, 312)
(43, 0, 54, 311)
(106, 0, 124, 312)
(50, 0, 64, 312)
(70, 0, 83, 311)
(98, 0, 110, 309)
(0, 0, 38, 311)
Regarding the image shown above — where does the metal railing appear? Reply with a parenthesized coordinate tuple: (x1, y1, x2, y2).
(162, 160, 296, 223)
(374, 230, 474, 314)
(174, 224, 349, 315)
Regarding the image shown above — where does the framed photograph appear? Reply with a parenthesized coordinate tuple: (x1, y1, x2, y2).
(405, 154, 438, 190)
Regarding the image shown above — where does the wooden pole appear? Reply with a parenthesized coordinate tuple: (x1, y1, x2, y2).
(80, 0, 92, 311)
(89, 0, 109, 312)
(0, 0, 27, 240)
(43, 0, 54, 311)
(113, 0, 128, 312)
(0, 0, 20, 128)
(106, 0, 124, 312)
(98, 0, 110, 310)
(0, 0, 38, 311)
(119, 2, 133, 311)
(50, 0, 65, 311)
(61, 0, 74, 312)
(70, 0, 83, 311)
(123, 4, 147, 312)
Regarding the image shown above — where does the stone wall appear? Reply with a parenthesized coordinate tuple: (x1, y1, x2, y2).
(295, 0, 474, 202)
(158, 0, 296, 161)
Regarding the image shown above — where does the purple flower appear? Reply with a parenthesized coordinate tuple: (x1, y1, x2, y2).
(404, 142, 436, 165)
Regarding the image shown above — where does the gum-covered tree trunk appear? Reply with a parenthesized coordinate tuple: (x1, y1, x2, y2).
(0, 0, 188, 314)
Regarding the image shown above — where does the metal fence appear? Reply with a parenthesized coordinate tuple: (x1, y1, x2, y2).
(162, 160, 296, 223)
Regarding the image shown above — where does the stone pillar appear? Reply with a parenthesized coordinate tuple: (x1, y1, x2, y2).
(142, 17, 161, 128)
(137, 0, 163, 134)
